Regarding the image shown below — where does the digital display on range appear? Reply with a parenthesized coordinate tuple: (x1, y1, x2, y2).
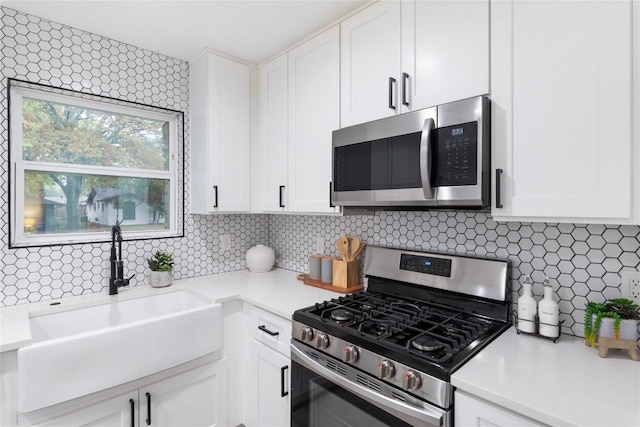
(399, 254, 452, 277)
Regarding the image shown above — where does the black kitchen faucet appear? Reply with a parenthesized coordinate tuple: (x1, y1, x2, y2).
(109, 224, 135, 295)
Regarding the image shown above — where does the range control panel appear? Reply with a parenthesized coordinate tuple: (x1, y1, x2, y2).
(400, 254, 452, 278)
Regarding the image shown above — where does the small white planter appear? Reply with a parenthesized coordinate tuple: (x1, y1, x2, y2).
(597, 317, 638, 341)
(149, 270, 172, 288)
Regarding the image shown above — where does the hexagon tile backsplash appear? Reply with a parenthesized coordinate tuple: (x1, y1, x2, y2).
(268, 211, 640, 339)
(2, 7, 640, 344)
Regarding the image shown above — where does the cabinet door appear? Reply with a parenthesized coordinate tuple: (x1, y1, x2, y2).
(207, 54, 251, 213)
(288, 26, 340, 214)
(455, 391, 543, 427)
(245, 340, 290, 427)
(190, 52, 251, 214)
(341, 1, 401, 127)
(20, 391, 138, 426)
(491, 0, 632, 222)
(258, 54, 289, 212)
(140, 361, 228, 427)
(402, 0, 489, 111)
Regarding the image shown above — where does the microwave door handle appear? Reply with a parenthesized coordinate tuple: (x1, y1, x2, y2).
(420, 117, 435, 199)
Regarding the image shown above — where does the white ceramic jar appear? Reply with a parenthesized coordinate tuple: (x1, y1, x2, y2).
(246, 245, 275, 273)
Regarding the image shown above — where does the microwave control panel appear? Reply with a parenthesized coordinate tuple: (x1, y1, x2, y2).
(434, 121, 477, 187)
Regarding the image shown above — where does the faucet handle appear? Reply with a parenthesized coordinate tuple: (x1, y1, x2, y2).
(124, 274, 136, 286)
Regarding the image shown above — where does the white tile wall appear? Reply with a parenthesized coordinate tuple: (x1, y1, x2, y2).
(0, 7, 268, 305)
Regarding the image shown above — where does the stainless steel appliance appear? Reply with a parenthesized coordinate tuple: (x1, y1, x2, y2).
(291, 246, 510, 427)
(331, 96, 490, 208)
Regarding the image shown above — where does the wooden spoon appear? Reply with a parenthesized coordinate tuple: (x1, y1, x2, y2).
(336, 236, 350, 262)
(349, 237, 362, 261)
(351, 242, 366, 260)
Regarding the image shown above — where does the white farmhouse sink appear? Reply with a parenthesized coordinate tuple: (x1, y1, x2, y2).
(17, 290, 221, 412)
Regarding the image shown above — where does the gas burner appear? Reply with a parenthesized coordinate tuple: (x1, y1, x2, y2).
(330, 309, 354, 323)
(358, 320, 394, 337)
(410, 335, 443, 352)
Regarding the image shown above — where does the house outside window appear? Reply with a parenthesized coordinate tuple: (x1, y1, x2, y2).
(9, 79, 184, 247)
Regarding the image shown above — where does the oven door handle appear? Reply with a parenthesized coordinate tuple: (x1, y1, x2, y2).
(291, 344, 445, 427)
(420, 117, 435, 200)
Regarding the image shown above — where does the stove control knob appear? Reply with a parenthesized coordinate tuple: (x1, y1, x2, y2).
(315, 333, 330, 349)
(377, 360, 395, 379)
(402, 370, 422, 391)
(300, 326, 314, 342)
(342, 345, 359, 363)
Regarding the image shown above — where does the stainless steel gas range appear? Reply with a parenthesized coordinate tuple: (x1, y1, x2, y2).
(290, 246, 510, 427)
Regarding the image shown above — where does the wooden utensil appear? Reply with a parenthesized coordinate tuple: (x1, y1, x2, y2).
(351, 241, 366, 260)
(349, 237, 362, 261)
(336, 236, 350, 262)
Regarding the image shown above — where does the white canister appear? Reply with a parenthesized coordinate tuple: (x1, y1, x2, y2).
(517, 275, 537, 333)
(538, 278, 560, 338)
(246, 245, 275, 273)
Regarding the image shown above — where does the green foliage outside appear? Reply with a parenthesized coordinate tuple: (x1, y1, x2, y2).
(21, 97, 171, 232)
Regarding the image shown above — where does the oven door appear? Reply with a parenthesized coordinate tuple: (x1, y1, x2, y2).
(291, 343, 449, 427)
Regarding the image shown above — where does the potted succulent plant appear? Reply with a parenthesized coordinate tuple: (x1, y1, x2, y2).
(584, 298, 639, 357)
(147, 250, 174, 288)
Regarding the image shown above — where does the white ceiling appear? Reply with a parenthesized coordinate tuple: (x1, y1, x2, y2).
(2, 0, 368, 64)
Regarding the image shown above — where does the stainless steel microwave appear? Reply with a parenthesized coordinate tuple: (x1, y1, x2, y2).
(331, 96, 490, 208)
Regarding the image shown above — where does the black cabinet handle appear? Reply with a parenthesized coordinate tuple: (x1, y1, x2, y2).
(402, 72, 410, 106)
(146, 392, 151, 425)
(258, 325, 279, 336)
(329, 181, 334, 208)
(388, 77, 396, 110)
(213, 185, 218, 208)
(281, 365, 289, 397)
(279, 185, 285, 208)
(129, 399, 135, 427)
(495, 169, 503, 209)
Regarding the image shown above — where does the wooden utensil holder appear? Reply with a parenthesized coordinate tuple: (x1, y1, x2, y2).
(332, 259, 358, 288)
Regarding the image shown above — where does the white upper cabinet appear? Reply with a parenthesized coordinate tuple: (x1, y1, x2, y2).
(401, 0, 489, 112)
(256, 27, 340, 214)
(257, 54, 289, 212)
(191, 51, 251, 214)
(340, 0, 489, 127)
(287, 26, 341, 214)
(491, 0, 634, 223)
(341, 1, 402, 127)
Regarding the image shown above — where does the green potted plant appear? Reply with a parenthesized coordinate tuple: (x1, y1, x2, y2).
(147, 250, 174, 288)
(584, 298, 639, 354)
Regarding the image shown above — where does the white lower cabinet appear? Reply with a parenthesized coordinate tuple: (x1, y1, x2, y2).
(455, 391, 543, 427)
(18, 360, 228, 427)
(246, 340, 290, 427)
(242, 304, 291, 427)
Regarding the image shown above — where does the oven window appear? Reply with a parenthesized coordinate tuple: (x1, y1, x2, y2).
(292, 362, 412, 427)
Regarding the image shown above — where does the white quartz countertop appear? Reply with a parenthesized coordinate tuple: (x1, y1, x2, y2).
(451, 327, 640, 427)
(0, 268, 338, 353)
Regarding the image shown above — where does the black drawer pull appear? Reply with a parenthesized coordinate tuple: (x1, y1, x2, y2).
(279, 185, 285, 208)
(402, 72, 410, 106)
(281, 365, 289, 397)
(388, 77, 396, 110)
(146, 392, 151, 425)
(495, 169, 504, 209)
(258, 325, 279, 336)
(129, 399, 135, 427)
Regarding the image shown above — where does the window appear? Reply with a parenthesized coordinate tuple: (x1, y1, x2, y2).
(9, 79, 184, 247)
